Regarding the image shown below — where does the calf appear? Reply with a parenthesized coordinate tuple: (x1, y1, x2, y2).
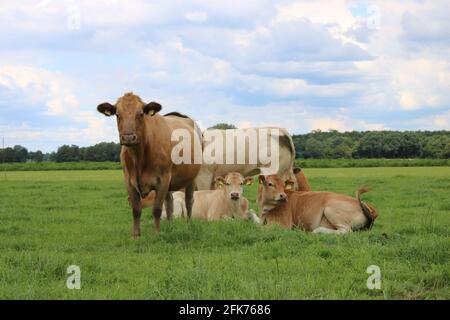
(257, 175, 378, 233)
(192, 172, 253, 220)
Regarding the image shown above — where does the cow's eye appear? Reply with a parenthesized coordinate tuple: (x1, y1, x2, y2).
(268, 183, 274, 187)
(139, 112, 144, 118)
(225, 182, 231, 186)
(116, 113, 121, 119)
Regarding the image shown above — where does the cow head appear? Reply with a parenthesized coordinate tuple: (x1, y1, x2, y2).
(258, 175, 294, 207)
(97, 92, 162, 146)
(215, 172, 253, 201)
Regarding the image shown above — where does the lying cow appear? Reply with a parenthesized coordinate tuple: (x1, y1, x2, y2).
(192, 172, 254, 220)
(293, 167, 311, 191)
(256, 175, 378, 233)
(97, 92, 201, 237)
(196, 127, 297, 190)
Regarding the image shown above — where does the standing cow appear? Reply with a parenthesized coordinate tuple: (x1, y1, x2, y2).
(97, 92, 201, 237)
(195, 127, 297, 190)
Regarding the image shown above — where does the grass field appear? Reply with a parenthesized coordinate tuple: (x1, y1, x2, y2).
(1, 158, 449, 171)
(0, 167, 449, 299)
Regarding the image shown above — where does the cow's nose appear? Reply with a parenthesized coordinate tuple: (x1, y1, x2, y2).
(278, 193, 287, 202)
(230, 192, 240, 200)
(121, 134, 138, 145)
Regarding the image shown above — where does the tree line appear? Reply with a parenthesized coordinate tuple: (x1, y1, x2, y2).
(0, 142, 121, 163)
(1, 130, 449, 163)
(293, 130, 450, 159)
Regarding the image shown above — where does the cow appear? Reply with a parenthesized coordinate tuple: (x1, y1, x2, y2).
(97, 92, 201, 237)
(195, 127, 297, 190)
(256, 175, 378, 233)
(191, 172, 254, 220)
(293, 167, 311, 191)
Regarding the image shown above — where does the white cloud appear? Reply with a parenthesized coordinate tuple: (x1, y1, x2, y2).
(184, 11, 208, 23)
(0, 1, 449, 151)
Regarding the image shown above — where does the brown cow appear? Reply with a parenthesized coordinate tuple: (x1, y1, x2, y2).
(97, 92, 201, 236)
(293, 167, 311, 191)
(191, 172, 253, 220)
(256, 175, 378, 233)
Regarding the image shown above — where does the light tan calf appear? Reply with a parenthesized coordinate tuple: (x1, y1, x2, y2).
(257, 175, 378, 234)
(192, 172, 253, 220)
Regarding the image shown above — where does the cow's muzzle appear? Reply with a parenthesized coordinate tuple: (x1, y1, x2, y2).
(276, 193, 287, 203)
(230, 192, 240, 201)
(120, 134, 138, 146)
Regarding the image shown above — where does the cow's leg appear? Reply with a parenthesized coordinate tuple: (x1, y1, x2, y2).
(312, 227, 340, 234)
(164, 191, 174, 221)
(185, 182, 195, 219)
(128, 188, 142, 238)
(247, 210, 261, 224)
(153, 180, 170, 233)
(195, 166, 214, 190)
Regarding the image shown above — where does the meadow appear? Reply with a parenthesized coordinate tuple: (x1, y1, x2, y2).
(1, 158, 450, 172)
(0, 167, 449, 299)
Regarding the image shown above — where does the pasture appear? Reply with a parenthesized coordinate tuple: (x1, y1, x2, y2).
(0, 167, 449, 299)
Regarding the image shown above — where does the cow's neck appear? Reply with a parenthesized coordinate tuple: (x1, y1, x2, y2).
(124, 119, 158, 194)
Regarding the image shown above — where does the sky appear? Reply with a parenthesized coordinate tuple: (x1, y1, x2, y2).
(0, 0, 449, 152)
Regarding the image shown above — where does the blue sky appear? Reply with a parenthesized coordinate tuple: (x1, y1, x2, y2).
(0, 0, 449, 152)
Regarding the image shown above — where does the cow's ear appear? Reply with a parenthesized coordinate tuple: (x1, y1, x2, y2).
(143, 102, 162, 116)
(293, 167, 302, 174)
(285, 179, 295, 191)
(97, 103, 116, 116)
(244, 176, 253, 186)
(258, 175, 266, 185)
(215, 176, 226, 189)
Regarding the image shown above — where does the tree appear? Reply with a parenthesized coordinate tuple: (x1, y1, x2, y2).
(13, 145, 28, 162)
(423, 135, 450, 158)
(55, 145, 80, 162)
(29, 150, 44, 162)
(303, 138, 325, 158)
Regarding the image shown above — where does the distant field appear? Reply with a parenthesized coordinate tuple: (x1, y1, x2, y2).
(1, 158, 449, 171)
(0, 167, 449, 299)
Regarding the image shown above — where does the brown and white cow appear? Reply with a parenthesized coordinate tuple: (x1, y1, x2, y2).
(195, 128, 297, 190)
(256, 175, 378, 233)
(191, 172, 253, 220)
(97, 92, 201, 237)
(293, 167, 311, 191)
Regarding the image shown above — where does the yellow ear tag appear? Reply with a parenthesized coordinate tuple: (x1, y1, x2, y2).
(285, 183, 293, 191)
(149, 110, 155, 116)
(105, 110, 111, 116)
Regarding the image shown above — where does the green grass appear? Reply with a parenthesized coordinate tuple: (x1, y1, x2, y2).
(0, 161, 121, 171)
(1, 158, 449, 171)
(294, 158, 450, 168)
(0, 167, 449, 299)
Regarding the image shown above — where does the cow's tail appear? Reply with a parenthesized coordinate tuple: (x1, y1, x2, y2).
(356, 186, 378, 230)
